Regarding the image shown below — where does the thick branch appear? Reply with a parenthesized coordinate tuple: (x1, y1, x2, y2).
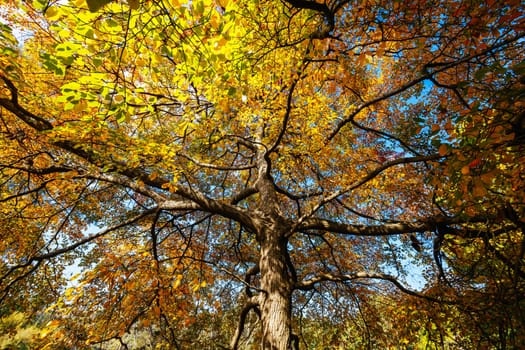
(300, 218, 433, 236)
(298, 215, 488, 237)
(230, 298, 259, 350)
(282, 0, 330, 14)
(84, 173, 255, 230)
(295, 271, 447, 303)
(158, 199, 201, 211)
(230, 186, 258, 205)
(176, 186, 256, 231)
(0, 75, 53, 131)
(281, 0, 343, 39)
(244, 264, 260, 298)
(0, 162, 73, 175)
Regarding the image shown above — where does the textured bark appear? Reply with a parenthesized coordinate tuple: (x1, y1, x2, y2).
(258, 226, 293, 350)
(252, 142, 295, 349)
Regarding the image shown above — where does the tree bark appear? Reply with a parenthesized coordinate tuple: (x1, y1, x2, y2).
(258, 226, 293, 350)
(253, 142, 295, 349)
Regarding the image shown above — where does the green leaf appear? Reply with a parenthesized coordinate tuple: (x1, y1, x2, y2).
(32, 0, 49, 11)
(86, 0, 113, 12)
(511, 60, 525, 75)
(115, 110, 126, 123)
(227, 87, 236, 96)
(92, 58, 103, 67)
(105, 19, 119, 28)
(474, 67, 490, 81)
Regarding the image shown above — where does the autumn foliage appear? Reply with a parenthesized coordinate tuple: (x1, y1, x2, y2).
(0, 0, 524, 348)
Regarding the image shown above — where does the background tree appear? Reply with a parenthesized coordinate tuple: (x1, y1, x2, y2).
(0, 0, 524, 348)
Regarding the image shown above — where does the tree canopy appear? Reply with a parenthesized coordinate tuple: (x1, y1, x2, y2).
(0, 0, 524, 348)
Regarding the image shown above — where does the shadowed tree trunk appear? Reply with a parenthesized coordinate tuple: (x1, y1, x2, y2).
(258, 225, 294, 350)
(253, 143, 295, 349)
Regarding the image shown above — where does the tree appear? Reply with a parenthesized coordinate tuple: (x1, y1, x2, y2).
(0, 0, 524, 348)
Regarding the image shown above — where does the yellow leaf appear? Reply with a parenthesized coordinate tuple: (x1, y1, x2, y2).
(73, 100, 88, 112)
(48, 319, 61, 327)
(64, 287, 75, 300)
(40, 320, 60, 338)
(45, 7, 60, 20)
(217, 0, 229, 8)
(113, 94, 125, 104)
(69, 272, 81, 281)
(58, 29, 71, 39)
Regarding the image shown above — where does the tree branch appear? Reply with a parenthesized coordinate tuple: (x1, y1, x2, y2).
(299, 218, 433, 236)
(327, 32, 525, 141)
(281, 0, 345, 39)
(230, 297, 259, 350)
(179, 152, 255, 171)
(0, 75, 53, 131)
(295, 271, 447, 303)
(267, 73, 300, 155)
(298, 215, 488, 237)
(230, 186, 258, 205)
(0, 179, 54, 203)
(0, 75, 259, 232)
(293, 154, 443, 229)
(244, 264, 260, 298)
(0, 208, 157, 303)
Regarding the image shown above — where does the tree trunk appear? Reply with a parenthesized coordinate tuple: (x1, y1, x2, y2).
(258, 226, 294, 350)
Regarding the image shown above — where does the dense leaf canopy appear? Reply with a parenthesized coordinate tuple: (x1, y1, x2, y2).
(0, 0, 524, 348)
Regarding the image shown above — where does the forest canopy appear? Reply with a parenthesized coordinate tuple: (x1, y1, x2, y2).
(0, 0, 524, 348)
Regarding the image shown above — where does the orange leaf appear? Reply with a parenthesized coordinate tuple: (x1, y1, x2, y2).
(438, 144, 448, 156)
